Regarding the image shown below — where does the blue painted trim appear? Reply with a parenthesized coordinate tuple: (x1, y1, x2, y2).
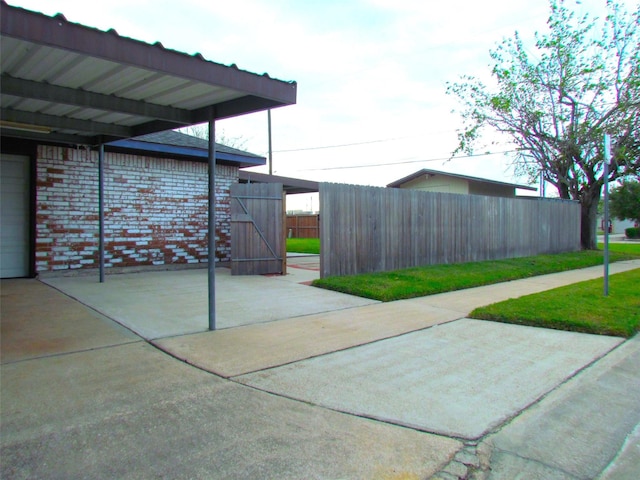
(107, 139, 266, 167)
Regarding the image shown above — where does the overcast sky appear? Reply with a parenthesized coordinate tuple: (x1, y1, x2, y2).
(7, 0, 631, 208)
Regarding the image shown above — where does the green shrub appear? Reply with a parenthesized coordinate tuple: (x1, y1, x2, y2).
(625, 227, 639, 239)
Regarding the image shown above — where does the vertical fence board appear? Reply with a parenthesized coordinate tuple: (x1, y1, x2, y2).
(319, 183, 580, 278)
(230, 183, 284, 275)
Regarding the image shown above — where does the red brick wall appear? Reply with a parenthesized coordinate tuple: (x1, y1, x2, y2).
(35, 145, 237, 273)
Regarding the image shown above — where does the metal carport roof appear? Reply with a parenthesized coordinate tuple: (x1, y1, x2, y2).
(0, 1, 297, 331)
(0, 1, 296, 146)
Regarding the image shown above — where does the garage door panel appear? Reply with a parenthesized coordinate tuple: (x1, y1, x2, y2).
(1, 154, 30, 278)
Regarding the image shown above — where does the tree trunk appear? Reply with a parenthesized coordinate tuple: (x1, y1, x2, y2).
(580, 191, 601, 250)
(558, 183, 570, 200)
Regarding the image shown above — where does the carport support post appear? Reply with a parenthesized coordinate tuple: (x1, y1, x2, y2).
(98, 144, 105, 283)
(208, 113, 217, 330)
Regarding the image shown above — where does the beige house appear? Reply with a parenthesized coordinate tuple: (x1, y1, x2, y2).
(387, 168, 537, 198)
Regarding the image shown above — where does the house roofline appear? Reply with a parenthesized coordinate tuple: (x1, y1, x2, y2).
(387, 168, 537, 191)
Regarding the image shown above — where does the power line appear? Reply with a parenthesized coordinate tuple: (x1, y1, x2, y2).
(274, 135, 422, 153)
(293, 149, 519, 172)
(274, 127, 460, 154)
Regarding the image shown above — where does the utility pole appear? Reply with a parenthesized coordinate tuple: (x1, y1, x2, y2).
(268, 109, 273, 175)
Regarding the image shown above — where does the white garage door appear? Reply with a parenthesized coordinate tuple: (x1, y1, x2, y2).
(1, 154, 30, 278)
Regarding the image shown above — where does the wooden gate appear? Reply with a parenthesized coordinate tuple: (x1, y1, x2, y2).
(230, 183, 285, 275)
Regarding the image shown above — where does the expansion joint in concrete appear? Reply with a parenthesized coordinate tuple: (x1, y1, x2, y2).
(0, 339, 142, 366)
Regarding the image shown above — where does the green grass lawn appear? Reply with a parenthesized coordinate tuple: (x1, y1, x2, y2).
(312, 248, 640, 302)
(286, 237, 320, 254)
(283, 238, 637, 256)
(600, 242, 640, 254)
(308, 241, 639, 337)
(470, 268, 640, 337)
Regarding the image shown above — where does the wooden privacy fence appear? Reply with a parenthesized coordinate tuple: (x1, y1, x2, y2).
(286, 214, 320, 238)
(319, 183, 580, 277)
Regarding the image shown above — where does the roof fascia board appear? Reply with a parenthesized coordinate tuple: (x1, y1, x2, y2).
(216, 152, 264, 166)
(0, 2, 297, 104)
(466, 177, 537, 191)
(468, 179, 535, 192)
(1, 74, 193, 124)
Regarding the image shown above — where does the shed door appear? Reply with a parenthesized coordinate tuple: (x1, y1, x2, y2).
(1, 154, 30, 278)
(230, 183, 285, 275)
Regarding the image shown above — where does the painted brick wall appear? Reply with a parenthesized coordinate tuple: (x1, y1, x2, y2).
(35, 145, 237, 273)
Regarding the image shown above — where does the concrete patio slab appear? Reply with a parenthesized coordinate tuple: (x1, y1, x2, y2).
(0, 279, 139, 364)
(155, 299, 462, 377)
(483, 335, 640, 480)
(236, 319, 623, 440)
(42, 266, 374, 340)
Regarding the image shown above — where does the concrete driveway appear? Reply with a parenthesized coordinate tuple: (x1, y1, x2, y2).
(0, 279, 460, 480)
(3, 258, 640, 479)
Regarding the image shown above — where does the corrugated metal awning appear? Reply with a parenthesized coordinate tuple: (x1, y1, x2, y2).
(0, 1, 297, 145)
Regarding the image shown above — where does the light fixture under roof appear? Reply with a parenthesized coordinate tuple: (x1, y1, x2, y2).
(0, 120, 51, 134)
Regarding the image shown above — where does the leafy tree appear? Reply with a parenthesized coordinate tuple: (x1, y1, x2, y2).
(609, 179, 640, 224)
(448, 0, 640, 249)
